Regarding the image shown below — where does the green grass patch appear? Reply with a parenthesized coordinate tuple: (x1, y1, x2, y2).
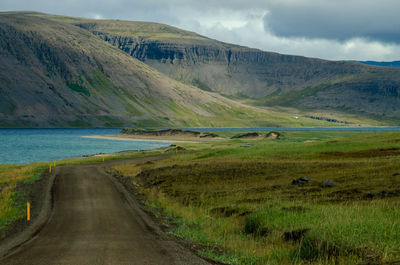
(0, 163, 46, 231)
(66, 82, 90, 96)
(86, 70, 114, 94)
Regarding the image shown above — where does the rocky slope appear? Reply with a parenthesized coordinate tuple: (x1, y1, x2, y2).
(64, 18, 400, 122)
(0, 12, 334, 128)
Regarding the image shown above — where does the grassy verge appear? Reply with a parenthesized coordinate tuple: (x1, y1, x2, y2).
(114, 131, 400, 264)
(0, 163, 47, 230)
(0, 148, 167, 234)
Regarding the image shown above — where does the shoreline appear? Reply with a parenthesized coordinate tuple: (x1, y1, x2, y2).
(84, 135, 199, 143)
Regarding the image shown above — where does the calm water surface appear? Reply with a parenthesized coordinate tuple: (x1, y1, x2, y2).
(0, 129, 171, 164)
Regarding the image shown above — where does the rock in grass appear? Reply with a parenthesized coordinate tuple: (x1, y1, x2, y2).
(292, 177, 314, 185)
(320, 180, 338, 188)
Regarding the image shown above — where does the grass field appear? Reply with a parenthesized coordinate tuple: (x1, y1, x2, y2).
(1, 130, 400, 264)
(114, 131, 400, 264)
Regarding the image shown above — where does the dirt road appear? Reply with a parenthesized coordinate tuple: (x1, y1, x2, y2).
(1, 156, 210, 265)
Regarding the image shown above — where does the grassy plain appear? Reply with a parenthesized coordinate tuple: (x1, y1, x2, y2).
(115, 131, 400, 264)
(1, 130, 400, 264)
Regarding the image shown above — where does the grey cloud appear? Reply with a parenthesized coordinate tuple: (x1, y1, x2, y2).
(264, 0, 400, 43)
(1, 0, 400, 60)
(0, 0, 263, 21)
(0, 0, 173, 22)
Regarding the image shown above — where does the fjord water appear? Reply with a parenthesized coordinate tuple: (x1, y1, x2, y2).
(0, 129, 170, 164)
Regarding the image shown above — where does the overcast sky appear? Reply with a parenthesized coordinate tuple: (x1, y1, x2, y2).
(1, 0, 400, 61)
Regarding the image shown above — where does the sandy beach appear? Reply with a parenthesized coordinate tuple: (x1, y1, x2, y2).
(83, 134, 200, 143)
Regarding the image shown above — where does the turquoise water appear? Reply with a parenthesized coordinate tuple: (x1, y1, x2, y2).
(0, 129, 171, 164)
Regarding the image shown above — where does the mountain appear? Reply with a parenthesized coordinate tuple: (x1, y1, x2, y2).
(56, 16, 400, 123)
(1, 12, 399, 128)
(360, 61, 400, 68)
(1, 11, 336, 128)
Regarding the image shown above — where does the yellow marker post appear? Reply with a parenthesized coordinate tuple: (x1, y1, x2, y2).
(102, 156, 104, 162)
(176, 147, 178, 154)
(54, 160, 56, 167)
(49, 165, 52, 174)
(27, 202, 30, 221)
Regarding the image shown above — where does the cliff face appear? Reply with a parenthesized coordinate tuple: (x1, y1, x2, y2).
(89, 30, 364, 97)
(72, 21, 400, 121)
